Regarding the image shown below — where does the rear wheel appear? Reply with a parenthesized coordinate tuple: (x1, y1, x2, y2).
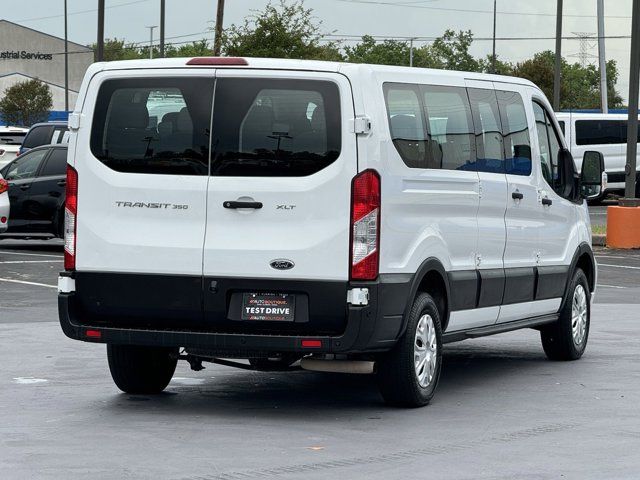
(540, 268, 590, 361)
(107, 345, 178, 394)
(377, 292, 442, 407)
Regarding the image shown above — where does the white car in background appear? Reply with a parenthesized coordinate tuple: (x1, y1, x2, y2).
(0, 126, 29, 168)
(0, 173, 9, 234)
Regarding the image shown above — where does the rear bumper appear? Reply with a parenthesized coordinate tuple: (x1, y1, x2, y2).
(57, 273, 411, 355)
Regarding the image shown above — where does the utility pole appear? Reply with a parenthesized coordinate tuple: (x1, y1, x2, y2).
(213, 0, 225, 56)
(597, 0, 608, 113)
(492, 0, 497, 73)
(553, 0, 563, 111)
(624, 0, 640, 202)
(160, 0, 165, 57)
(409, 38, 415, 67)
(146, 26, 158, 59)
(64, 0, 69, 112)
(97, 0, 105, 61)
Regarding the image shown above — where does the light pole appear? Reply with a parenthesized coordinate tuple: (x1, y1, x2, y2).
(97, 0, 105, 61)
(64, 0, 69, 112)
(623, 0, 640, 202)
(491, 0, 497, 73)
(214, 0, 225, 56)
(160, 0, 165, 57)
(553, 0, 563, 111)
(597, 0, 608, 113)
(409, 38, 415, 67)
(146, 25, 158, 59)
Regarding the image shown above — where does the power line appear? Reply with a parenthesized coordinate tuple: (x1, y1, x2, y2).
(331, 0, 632, 19)
(15, 0, 151, 23)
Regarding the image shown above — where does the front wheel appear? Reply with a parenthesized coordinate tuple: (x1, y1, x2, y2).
(540, 268, 590, 361)
(107, 345, 178, 394)
(377, 292, 443, 407)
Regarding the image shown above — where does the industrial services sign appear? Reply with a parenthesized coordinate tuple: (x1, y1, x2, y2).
(0, 50, 53, 61)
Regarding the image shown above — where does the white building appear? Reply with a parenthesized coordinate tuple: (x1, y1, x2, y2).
(0, 19, 94, 113)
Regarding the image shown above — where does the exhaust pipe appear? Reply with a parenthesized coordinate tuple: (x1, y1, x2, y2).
(300, 358, 374, 374)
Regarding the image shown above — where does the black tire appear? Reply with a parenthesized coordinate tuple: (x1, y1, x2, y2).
(107, 344, 178, 394)
(377, 292, 443, 407)
(249, 355, 299, 371)
(540, 268, 590, 361)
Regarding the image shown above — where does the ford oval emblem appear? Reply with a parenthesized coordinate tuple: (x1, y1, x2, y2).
(270, 259, 295, 270)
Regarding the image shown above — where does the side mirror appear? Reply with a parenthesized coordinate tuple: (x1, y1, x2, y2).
(580, 151, 605, 199)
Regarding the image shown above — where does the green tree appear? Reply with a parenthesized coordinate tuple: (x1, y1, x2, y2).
(514, 50, 623, 110)
(422, 30, 479, 71)
(344, 35, 409, 65)
(89, 38, 143, 61)
(478, 54, 515, 75)
(164, 40, 213, 58)
(0, 79, 53, 127)
(222, 0, 343, 61)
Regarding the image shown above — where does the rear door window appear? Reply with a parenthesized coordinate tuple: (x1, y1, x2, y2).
(90, 77, 214, 175)
(22, 126, 53, 149)
(210, 78, 341, 177)
(0, 132, 27, 145)
(39, 148, 67, 176)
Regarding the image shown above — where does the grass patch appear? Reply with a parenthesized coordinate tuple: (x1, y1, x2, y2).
(592, 224, 606, 235)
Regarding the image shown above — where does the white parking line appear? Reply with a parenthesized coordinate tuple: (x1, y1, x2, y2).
(597, 284, 627, 289)
(0, 278, 57, 289)
(0, 260, 62, 264)
(598, 263, 640, 270)
(0, 251, 62, 258)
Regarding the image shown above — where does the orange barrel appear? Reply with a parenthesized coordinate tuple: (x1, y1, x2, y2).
(606, 206, 640, 249)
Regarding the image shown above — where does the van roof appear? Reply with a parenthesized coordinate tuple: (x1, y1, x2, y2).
(88, 57, 538, 89)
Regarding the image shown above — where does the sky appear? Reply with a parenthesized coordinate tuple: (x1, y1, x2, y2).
(2, 0, 636, 102)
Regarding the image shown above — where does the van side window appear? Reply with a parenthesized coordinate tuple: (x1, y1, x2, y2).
(496, 90, 532, 176)
(421, 85, 475, 171)
(468, 88, 504, 174)
(90, 78, 213, 175)
(211, 78, 341, 177)
(558, 120, 565, 136)
(575, 120, 624, 146)
(384, 85, 429, 168)
(533, 102, 563, 193)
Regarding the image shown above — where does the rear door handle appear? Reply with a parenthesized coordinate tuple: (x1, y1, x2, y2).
(542, 197, 553, 206)
(19, 184, 30, 191)
(223, 201, 263, 209)
(512, 191, 523, 200)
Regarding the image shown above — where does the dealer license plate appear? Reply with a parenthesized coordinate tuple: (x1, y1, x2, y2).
(241, 293, 295, 321)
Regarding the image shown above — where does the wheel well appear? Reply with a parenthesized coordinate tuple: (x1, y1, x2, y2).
(576, 253, 595, 292)
(416, 270, 449, 329)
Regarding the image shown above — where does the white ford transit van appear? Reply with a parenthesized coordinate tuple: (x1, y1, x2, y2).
(58, 57, 603, 407)
(555, 112, 637, 200)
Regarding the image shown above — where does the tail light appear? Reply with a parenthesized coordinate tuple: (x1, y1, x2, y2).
(0, 178, 8, 194)
(64, 165, 78, 271)
(350, 169, 380, 281)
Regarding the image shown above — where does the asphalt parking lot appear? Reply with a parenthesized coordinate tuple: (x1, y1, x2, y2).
(1, 238, 640, 479)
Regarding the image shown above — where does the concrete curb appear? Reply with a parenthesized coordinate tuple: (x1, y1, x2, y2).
(592, 234, 606, 247)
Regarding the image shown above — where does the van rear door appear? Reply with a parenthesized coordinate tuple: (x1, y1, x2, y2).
(74, 70, 214, 328)
(202, 70, 357, 335)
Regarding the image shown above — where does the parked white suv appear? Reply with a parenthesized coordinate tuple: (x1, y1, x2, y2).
(58, 57, 603, 407)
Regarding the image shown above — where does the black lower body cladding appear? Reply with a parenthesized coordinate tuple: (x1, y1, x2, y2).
(59, 272, 413, 355)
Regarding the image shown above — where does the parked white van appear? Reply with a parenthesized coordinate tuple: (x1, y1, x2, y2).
(555, 112, 638, 199)
(58, 57, 603, 407)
